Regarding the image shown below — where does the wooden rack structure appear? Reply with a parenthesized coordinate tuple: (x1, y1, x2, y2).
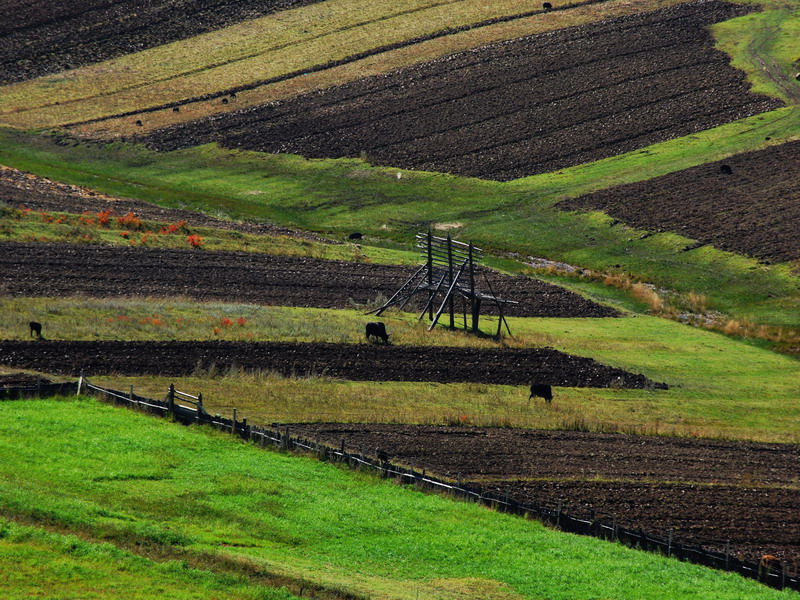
(369, 232, 517, 335)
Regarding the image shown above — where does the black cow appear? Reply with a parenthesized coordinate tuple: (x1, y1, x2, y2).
(366, 322, 390, 344)
(29, 321, 42, 339)
(543, 2, 552, 9)
(348, 232, 364, 240)
(529, 383, 553, 404)
(720, 164, 733, 175)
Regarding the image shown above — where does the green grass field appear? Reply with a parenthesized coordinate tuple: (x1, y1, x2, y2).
(0, 521, 299, 600)
(0, 398, 791, 600)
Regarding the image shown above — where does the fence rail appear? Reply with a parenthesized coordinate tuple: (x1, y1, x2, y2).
(5, 379, 798, 592)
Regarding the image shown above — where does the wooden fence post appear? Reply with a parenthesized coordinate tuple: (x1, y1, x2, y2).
(232, 408, 237, 435)
(76, 374, 83, 396)
(167, 384, 175, 415)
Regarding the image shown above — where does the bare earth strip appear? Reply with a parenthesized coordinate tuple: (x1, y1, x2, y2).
(0, 242, 620, 318)
(144, 1, 781, 181)
(290, 423, 800, 564)
(558, 140, 800, 264)
(0, 340, 664, 389)
(0, 0, 326, 84)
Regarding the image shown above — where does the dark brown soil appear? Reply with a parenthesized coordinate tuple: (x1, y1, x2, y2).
(0, 340, 665, 389)
(0, 166, 334, 243)
(0, 0, 325, 84)
(558, 140, 800, 264)
(0, 372, 52, 387)
(288, 423, 800, 564)
(0, 242, 619, 318)
(145, 1, 781, 181)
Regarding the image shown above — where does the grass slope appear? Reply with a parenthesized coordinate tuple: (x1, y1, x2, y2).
(0, 397, 791, 599)
(0, 521, 298, 600)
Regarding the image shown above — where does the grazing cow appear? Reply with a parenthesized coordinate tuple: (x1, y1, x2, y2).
(529, 383, 553, 404)
(376, 448, 389, 463)
(759, 555, 782, 580)
(29, 321, 42, 339)
(720, 164, 733, 175)
(348, 232, 364, 240)
(222, 98, 229, 104)
(366, 321, 390, 344)
(543, 2, 552, 9)
(173, 106, 180, 112)
(135, 119, 143, 127)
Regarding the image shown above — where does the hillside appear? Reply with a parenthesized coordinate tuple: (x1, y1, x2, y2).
(0, 0, 799, 596)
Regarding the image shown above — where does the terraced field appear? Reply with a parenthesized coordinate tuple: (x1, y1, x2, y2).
(145, 1, 781, 180)
(0, 0, 325, 84)
(558, 140, 800, 263)
(0, 242, 619, 318)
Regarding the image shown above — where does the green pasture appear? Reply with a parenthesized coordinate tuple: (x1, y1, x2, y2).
(4, 294, 795, 441)
(0, 398, 791, 600)
(0, 521, 298, 600)
(0, 204, 418, 264)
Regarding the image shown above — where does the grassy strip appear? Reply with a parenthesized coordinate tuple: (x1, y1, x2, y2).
(0, 520, 299, 600)
(0, 397, 790, 599)
(712, 0, 800, 104)
(0, 204, 418, 264)
(9, 295, 792, 441)
(0, 0, 693, 132)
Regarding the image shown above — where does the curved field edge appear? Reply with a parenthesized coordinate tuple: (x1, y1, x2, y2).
(3, 298, 799, 443)
(0, 0, 695, 132)
(0, 397, 790, 600)
(712, 0, 800, 105)
(0, 112, 798, 329)
(0, 521, 300, 600)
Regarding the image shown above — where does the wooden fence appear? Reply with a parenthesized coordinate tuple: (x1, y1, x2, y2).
(4, 378, 798, 592)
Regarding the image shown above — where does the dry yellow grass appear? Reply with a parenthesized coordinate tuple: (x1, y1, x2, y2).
(0, 0, 693, 134)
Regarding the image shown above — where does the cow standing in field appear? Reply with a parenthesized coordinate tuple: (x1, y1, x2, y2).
(529, 383, 553, 404)
(366, 322, 390, 344)
(29, 321, 42, 339)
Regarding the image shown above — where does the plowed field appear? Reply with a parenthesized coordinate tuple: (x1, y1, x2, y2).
(0, 0, 324, 84)
(289, 423, 800, 564)
(0, 242, 619, 318)
(0, 340, 665, 389)
(558, 140, 800, 264)
(146, 1, 781, 181)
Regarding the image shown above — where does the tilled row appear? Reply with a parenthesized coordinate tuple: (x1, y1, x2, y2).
(0, 242, 620, 318)
(0, 340, 666, 388)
